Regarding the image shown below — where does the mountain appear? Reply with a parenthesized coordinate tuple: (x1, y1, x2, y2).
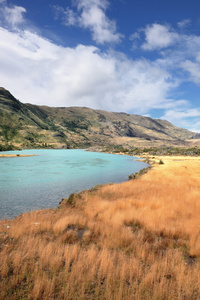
(0, 87, 199, 150)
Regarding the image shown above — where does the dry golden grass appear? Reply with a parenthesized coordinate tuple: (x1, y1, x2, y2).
(0, 156, 200, 299)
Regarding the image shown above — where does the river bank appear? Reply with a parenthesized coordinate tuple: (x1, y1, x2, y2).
(0, 154, 37, 157)
(0, 155, 200, 299)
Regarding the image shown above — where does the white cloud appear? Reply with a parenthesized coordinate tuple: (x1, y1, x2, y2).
(142, 24, 178, 51)
(128, 22, 200, 131)
(53, 0, 123, 44)
(53, 5, 77, 26)
(163, 108, 200, 120)
(0, 1, 26, 28)
(0, 26, 181, 114)
(181, 60, 200, 85)
(129, 32, 140, 41)
(77, 0, 122, 44)
(131, 22, 200, 91)
(4, 5, 26, 27)
(177, 19, 191, 29)
(161, 108, 200, 132)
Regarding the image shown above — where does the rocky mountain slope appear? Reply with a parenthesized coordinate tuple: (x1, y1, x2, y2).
(0, 87, 199, 150)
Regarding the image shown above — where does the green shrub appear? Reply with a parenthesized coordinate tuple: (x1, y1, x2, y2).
(159, 159, 164, 165)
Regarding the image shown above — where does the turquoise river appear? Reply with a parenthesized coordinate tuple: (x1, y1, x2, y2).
(0, 149, 148, 219)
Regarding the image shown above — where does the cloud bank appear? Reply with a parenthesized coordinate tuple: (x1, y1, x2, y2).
(0, 26, 178, 114)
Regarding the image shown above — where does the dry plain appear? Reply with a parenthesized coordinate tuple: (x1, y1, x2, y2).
(0, 155, 200, 299)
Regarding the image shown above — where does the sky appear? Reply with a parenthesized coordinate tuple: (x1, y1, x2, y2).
(0, 0, 200, 132)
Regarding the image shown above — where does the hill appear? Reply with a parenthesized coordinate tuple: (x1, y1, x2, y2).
(0, 87, 199, 150)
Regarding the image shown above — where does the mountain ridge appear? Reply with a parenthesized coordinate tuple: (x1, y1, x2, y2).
(0, 87, 199, 150)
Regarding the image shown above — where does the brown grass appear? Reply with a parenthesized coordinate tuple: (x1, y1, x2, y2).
(0, 156, 200, 299)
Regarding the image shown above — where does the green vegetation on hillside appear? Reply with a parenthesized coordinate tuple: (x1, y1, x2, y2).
(1, 87, 200, 151)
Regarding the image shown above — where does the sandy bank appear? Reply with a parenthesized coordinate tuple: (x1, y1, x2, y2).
(0, 154, 37, 158)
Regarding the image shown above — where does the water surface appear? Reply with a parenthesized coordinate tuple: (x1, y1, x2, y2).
(0, 149, 148, 219)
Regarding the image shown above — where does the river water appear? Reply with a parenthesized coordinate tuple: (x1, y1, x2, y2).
(0, 149, 148, 219)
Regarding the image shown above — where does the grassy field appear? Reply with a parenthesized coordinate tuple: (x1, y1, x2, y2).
(0, 156, 200, 299)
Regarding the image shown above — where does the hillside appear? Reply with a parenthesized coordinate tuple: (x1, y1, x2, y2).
(0, 87, 199, 150)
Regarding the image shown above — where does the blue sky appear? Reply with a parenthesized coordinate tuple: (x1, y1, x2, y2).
(1, 0, 200, 132)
